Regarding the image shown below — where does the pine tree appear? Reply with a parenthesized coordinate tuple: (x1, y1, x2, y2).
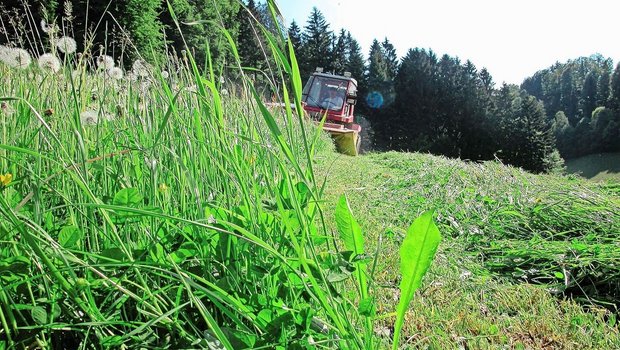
(479, 67, 495, 93)
(610, 62, 620, 112)
(345, 32, 365, 83)
(301, 7, 333, 78)
(560, 68, 578, 124)
(366, 39, 389, 95)
(597, 71, 611, 107)
(493, 85, 558, 173)
(580, 72, 597, 119)
(236, 0, 263, 68)
(287, 20, 303, 56)
(390, 48, 438, 150)
(331, 29, 348, 75)
(381, 37, 399, 80)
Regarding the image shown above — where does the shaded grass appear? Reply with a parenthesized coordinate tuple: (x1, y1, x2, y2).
(565, 152, 620, 182)
(316, 151, 620, 348)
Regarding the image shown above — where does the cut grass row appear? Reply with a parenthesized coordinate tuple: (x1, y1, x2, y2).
(315, 150, 620, 349)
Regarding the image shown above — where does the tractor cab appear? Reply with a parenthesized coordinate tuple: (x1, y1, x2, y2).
(301, 69, 362, 155)
(302, 69, 357, 125)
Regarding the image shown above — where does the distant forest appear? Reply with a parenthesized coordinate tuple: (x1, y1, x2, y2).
(2, 1, 619, 173)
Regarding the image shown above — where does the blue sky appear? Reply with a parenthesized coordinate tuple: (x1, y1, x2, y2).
(276, 0, 620, 85)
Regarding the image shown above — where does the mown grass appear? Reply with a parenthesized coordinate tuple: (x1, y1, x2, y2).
(2, 2, 619, 348)
(316, 151, 620, 349)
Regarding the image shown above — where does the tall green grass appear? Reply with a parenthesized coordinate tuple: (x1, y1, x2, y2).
(0, 2, 440, 349)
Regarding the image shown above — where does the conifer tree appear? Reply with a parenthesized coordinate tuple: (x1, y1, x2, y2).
(597, 71, 611, 107)
(121, 0, 164, 61)
(331, 29, 348, 75)
(236, 0, 263, 68)
(580, 72, 597, 119)
(493, 85, 558, 173)
(610, 62, 620, 112)
(366, 39, 389, 95)
(345, 32, 365, 83)
(301, 7, 333, 78)
(381, 37, 399, 80)
(287, 20, 303, 56)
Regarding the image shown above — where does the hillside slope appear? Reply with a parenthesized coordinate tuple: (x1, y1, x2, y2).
(316, 151, 620, 349)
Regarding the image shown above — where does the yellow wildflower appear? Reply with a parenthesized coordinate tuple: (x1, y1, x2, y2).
(158, 183, 169, 193)
(0, 173, 12, 187)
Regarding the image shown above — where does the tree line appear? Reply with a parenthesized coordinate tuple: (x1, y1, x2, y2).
(522, 55, 620, 159)
(283, 7, 620, 173)
(1, 0, 242, 68)
(2, 1, 618, 173)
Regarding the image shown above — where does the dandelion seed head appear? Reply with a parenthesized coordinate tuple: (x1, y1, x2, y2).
(38, 53, 61, 73)
(0, 45, 9, 63)
(1, 47, 32, 69)
(40, 19, 53, 33)
(56, 36, 77, 54)
(132, 59, 151, 77)
(106, 67, 124, 80)
(96, 55, 114, 70)
(71, 70, 83, 81)
(80, 110, 99, 125)
(161, 70, 169, 79)
(139, 81, 151, 95)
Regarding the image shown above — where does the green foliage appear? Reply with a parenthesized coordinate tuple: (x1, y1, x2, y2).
(365, 39, 390, 98)
(331, 29, 348, 75)
(493, 84, 559, 173)
(236, 0, 265, 69)
(121, 0, 164, 61)
(393, 211, 441, 350)
(345, 33, 365, 87)
(299, 7, 333, 78)
(522, 54, 619, 158)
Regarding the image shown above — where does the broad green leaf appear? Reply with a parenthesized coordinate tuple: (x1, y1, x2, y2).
(31, 306, 47, 325)
(335, 195, 364, 257)
(113, 188, 143, 206)
(58, 225, 83, 248)
(359, 297, 376, 317)
(392, 210, 441, 350)
(0, 256, 30, 274)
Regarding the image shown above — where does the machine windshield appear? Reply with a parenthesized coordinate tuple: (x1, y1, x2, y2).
(304, 77, 347, 110)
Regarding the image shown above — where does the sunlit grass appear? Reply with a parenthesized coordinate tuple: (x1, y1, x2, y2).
(316, 151, 620, 348)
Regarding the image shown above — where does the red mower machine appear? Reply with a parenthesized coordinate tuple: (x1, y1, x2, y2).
(302, 68, 361, 155)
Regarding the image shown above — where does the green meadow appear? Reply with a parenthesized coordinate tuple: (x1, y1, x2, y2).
(1, 9, 619, 350)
